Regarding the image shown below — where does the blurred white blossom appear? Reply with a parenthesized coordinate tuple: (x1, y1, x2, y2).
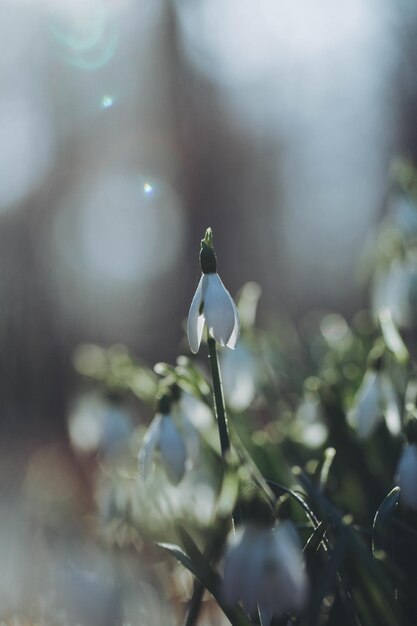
(372, 259, 417, 329)
(348, 370, 401, 439)
(222, 521, 308, 624)
(295, 393, 328, 448)
(396, 444, 417, 510)
(68, 393, 133, 457)
(139, 413, 187, 484)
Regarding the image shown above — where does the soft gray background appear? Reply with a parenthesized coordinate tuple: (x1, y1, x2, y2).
(0, 0, 415, 446)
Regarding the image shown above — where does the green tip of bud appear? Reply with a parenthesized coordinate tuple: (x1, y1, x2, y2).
(200, 227, 217, 274)
(202, 227, 214, 248)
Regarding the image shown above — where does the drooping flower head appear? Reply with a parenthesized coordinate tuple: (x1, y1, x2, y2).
(138, 385, 199, 485)
(348, 366, 401, 440)
(187, 228, 240, 354)
(222, 520, 308, 624)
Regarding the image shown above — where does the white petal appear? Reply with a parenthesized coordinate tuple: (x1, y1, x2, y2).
(255, 523, 308, 621)
(204, 274, 237, 347)
(238, 528, 265, 616)
(396, 444, 417, 509)
(138, 414, 162, 479)
(159, 415, 187, 484)
(380, 374, 401, 436)
(269, 522, 308, 614)
(372, 260, 414, 329)
(223, 526, 263, 615)
(222, 528, 247, 607)
(173, 402, 201, 465)
(226, 297, 240, 349)
(349, 370, 382, 439)
(187, 275, 206, 354)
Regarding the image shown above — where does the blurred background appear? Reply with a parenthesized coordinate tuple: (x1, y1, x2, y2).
(2, 0, 416, 444)
(1, 0, 417, 622)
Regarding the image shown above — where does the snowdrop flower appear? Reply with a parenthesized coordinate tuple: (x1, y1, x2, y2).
(223, 521, 308, 624)
(139, 392, 188, 484)
(139, 389, 201, 484)
(396, 444, 417, 509)
(348, 369, 401, 439)
(139, 411, 186, 484)
(372, 259, 417, 329)
(295, 392, 328, 449)
(187, 228, 240, 354)
(68, 392, 133, 457)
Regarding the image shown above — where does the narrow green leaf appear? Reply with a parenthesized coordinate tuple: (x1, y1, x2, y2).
(372, 486, 401, 558)
(318, 447, 336, 492)
(303, 519, 331, 562)
(158, 537, 252, 626)
(157, 542, 199, 578)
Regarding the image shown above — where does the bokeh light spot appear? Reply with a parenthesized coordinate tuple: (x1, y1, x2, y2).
(101, 95, 114, 109)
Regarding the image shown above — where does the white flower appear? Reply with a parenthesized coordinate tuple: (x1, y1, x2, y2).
(222, 522, 308, 624)
(187, 272, 240, 354)
(372, 259, 417, 329)
(295, 393, 328, 449)
(68, 393, 133, 456)
(396, 444, 417, 509)
(139, 413, 187, 484)
(348, 370, 401, 439)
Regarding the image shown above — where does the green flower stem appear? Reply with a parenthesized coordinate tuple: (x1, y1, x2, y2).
(184, 581, 205, 626)
(184, 338, 242, 626)
(207, 336, 231, 458)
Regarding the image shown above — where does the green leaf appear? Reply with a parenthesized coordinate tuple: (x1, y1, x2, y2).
(303, 519, 331, 562)
(294, 469, 401, 625)
(158, 536, 252, 626)
(157, 542, 199, 578)
(372, 486, 401, 558)
(318, 447, 336, 492)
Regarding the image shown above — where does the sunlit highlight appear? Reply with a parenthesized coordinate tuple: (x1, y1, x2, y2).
(49, 173, 185, 285)
(101, 94, 114, 109)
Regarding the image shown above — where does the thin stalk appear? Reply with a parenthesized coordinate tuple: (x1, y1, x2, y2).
(207, 336, 231, 458)
(184, 337, 241, 626)
(184, 581, 205, 626)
